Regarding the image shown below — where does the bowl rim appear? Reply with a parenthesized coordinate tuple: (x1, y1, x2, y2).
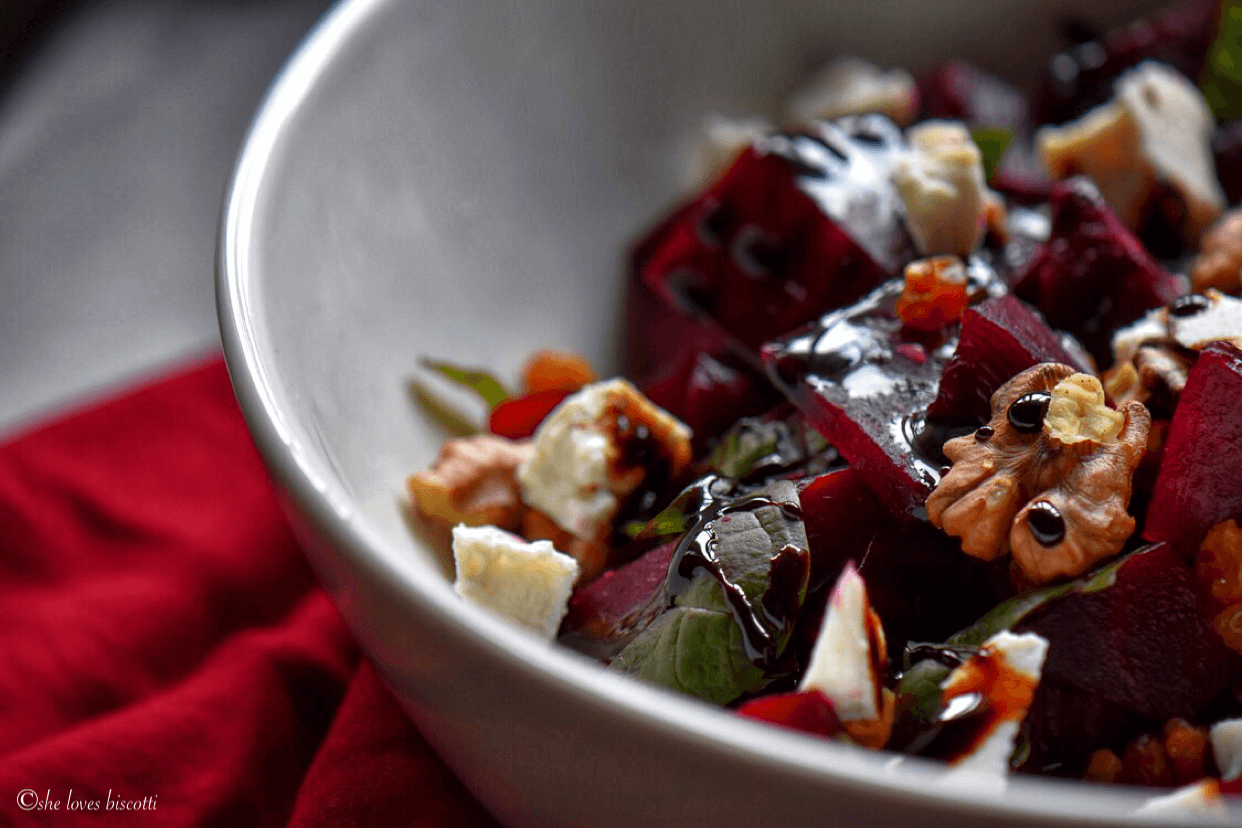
(215, 1, 1220, 824)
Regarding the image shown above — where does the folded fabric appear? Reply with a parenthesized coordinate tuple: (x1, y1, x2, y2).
(0, 356, 498, 827)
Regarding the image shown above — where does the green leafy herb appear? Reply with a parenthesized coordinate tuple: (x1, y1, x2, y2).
(419, 357, 512, 408)
(971, 127, 1013, 181)
(705, 413, 835, 481)
(1202, 1, 1242, 120)
(610, 480, 810, 705)
(407, 379, 479, 437)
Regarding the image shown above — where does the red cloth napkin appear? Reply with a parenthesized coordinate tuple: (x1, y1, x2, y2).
(0, 356, 500, 827)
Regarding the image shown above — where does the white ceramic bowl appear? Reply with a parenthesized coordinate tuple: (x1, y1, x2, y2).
(217, 1, 1228, 825)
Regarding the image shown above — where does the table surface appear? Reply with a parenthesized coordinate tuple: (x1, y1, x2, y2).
(0, 0, 332, 437)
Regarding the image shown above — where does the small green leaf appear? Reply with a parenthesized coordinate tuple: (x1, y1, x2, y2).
(1202, 1, 1242, 120)
(971, 127, 1013, 181)
(419, 357, 512, 408)
(408, 379, 479, 437)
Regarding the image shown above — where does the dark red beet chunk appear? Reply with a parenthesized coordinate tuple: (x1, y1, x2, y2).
(927, 294, 1087, 427)
(1145, 341, 1242, 548)
(640, 344, 781, 453)
(1031, 0, 1217, 127)
(762, 284, 950, 518)
(736, 688, 842, 738)
(636, 117, 903, 354)
(795, 470, 1012, 659)
(559, 541, 677, 660)
(1015, 544, 1241, 773)
(918, 61, 1028, 131)
(1010, 178, 1182, 366)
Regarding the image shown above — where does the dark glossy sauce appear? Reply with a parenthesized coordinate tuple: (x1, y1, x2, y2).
(929, 646, 1039, 763)
(664, 476, 806, 669)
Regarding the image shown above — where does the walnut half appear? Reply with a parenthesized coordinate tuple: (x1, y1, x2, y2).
(926, 363, 1150, 583)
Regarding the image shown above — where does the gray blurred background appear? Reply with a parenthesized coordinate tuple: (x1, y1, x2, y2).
(0, 0, 332, 436)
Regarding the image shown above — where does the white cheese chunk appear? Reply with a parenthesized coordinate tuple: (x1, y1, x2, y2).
(451, 524, 579, 640)
(892, 120, 988, 257)
(940, 631, 1048, 780)
(1167, 290, 1242, 352)
(1211, 718, 1242, 782)
(517, 378, 690, 541)
(1038, 61, 1223, 244)
(1135, 779, 1226, 820)
(799, 563, 878, 721)
(785, 56, 918, 128)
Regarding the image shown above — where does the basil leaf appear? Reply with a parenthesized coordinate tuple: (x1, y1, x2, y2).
(971, 126, 1012, 181)
(407, 378, 479, 437)
(610, 480, 810, 705)
(1202, 1, 1242, 120)
(705, 413, 835, 481)
(419, 357, 512, 408)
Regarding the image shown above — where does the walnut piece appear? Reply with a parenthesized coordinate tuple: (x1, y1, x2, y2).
(1192, 209, 1242, 294)
(1044, 373, 1123, 446)
(408, 434, 533, 533)
(926, 363, 1150, 583)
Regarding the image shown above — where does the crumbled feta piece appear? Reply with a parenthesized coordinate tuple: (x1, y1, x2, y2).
(892, 120, 988, 257)
(1211, 718, 1242, 782)
(1135, 778, 1226, 819)
(451, 524, 579, 640)
(692, 113, 773, 184)
(940, 631, 1048, 779)
(785, 57, 918, 128)
(1167, 290, 1242, 352)
(799, 563, 880, 721)
(517, 378, 691, 541)
(1038, 61, 1223, 244)
(1110, 289, 1242, 366)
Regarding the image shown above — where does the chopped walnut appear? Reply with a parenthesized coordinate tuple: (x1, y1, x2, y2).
(895, 255, 968, 332)
(1044, 373, 1124, 446)
(1085, 719, 1210, 786)
(1192, 209, 1242, 294)
(1104, 290, 1242, 413)
(926, 363, 1150, 583)
(519, 349, 597, 394)
(1195, 519, 1242, 655)
(407, 434, 533, 533)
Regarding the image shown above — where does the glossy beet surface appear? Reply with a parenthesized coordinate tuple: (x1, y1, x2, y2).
(761, 283, 952, 517)
(1145, 340, 1242, 547)
(1011, 178, 1182, 365)
(927, 294, 1086, 426)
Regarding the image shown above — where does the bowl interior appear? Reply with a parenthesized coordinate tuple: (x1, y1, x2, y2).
(219, 0, 1202, 825)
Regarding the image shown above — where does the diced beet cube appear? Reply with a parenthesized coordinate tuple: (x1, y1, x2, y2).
(1145, 341, 1242, 548)
(640, 345, 781, 451)
(917, 61, 1029, 131)
(763, 283, 948, 518)
(637, 118, 903, 353)
(736, 688, 843, 738)
(927, 294, 1088, 426)
(1015, 543, 1241, 772)
(795, 469, 1012, 659)
(559, 541, 676, 660)
(1010, 178, 1182, 366)
(1031, 0, 1216, 127)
